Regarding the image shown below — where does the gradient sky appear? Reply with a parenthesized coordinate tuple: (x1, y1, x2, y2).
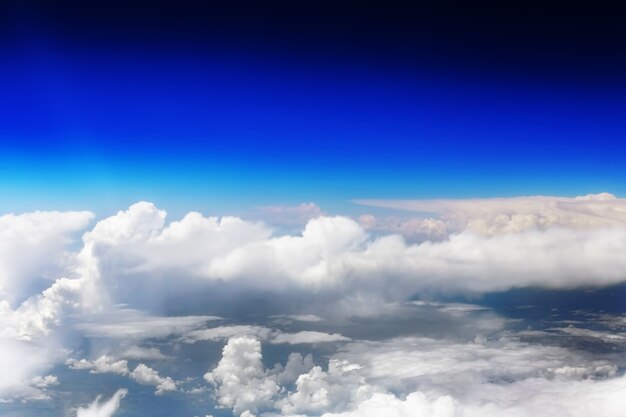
(1, 1, 625, 216)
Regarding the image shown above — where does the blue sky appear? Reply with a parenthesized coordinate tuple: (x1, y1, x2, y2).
(2, 43, 626, 216)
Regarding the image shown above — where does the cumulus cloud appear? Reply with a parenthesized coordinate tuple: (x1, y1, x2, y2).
(202, 330, 626, 417)
(29, 375, 59, 388)
(76, 389, 127, 417)
(66, 199, 626, 305)
(277, 359, 373, 415)
(67, 356, 129, 375)
(130, 364, 177, 395)
(67, 356, 177, 395)
(204, 337, 280, 415)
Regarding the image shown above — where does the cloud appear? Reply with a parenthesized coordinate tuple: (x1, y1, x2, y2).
(74, 309, 219, 339)
(117, 345, 171, 360)
(130, 364, 177, 395)
(204, 337, 280, 415)
(67, 355, 129, 375)
(76, 389, 127, 417)
(67, 356, 177, 395)
(72, 200, 626, 305)
(3, 199, 626, 408)
(359, 214, 448, 241)
(203, 328, 625, 417)
(0, 210, 94, 307)
(181, 325, 350, 345)
(0, 337, 61, 402)
(269, 352, 315, 386)
(355, 192, 626, 235)
(271, 331, 350, 345)
(334, 336, 619, 392)
(29, 375, 59, 388)
(182, 325, 275, 343)
(277, 359, 373, 415)
(320, 375, 626, 417)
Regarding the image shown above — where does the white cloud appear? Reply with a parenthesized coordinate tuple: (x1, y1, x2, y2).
(3, 199, 626, 411)
(182, 325, 274, 343)
(334, 336, 619, 393)
(278, 359, 373, 415)
(46, 199, 626, 309)
(181, 325, 350, 346)
(29, 375, 59, 388)
(67, 356, 177, 395)
(204, 337, 280, 415)
(130, 364, 177, 395)
(75, 309, 219, 339)
(0, 337, 61, 402)
(67, 355, 129, 375)
(271, 331, 350, 345)
(320, 375, 626, 417)
(205, 330, 626, 417)
(0, 210, 93, 306)
(76, 389, 127, 417)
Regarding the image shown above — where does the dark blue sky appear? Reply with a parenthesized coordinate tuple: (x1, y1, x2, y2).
(1, 1, 625, 215)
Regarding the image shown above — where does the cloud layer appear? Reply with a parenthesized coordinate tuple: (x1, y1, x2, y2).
(1, 196, 625, 416)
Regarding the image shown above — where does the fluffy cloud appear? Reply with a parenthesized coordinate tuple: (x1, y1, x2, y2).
(67, 356, 129, 375)
(67, 355, 178, 395)
(0, 210, 93, 306)
(278, 360, 373, 415)
(320, 375, 626, 417)
(67, 199, 626, 304)
(29, 375, 59, 388)
(203, 329, 625, 417)
(0, 337, 61, 402)
(130, 364, 177, 395)
(204, 337, 280, 415)
(76, 389, 127, 417)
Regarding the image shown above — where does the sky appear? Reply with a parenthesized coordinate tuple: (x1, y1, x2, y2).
(1, 2, 626, 417)
(1, 1, 626, 216)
